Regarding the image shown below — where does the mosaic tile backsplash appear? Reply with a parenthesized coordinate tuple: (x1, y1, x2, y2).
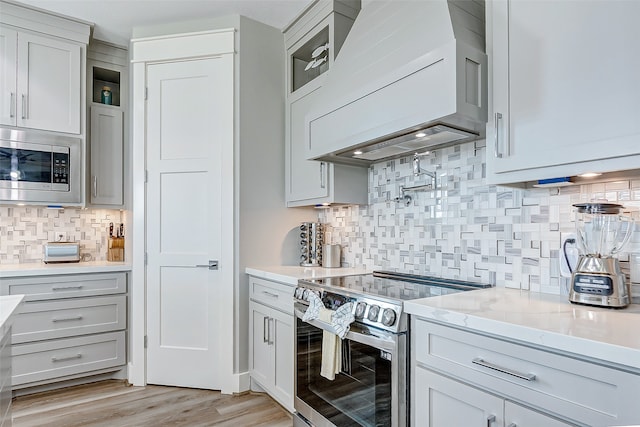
(0, 207, 124, 264)
(319, 140, 640, 298)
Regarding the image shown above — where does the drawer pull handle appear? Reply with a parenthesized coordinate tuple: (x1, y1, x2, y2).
(472, 358, 536, 382)
(52, 315, 83, 323)
(494, 112, 503, 158)
(507, 424, 517, 427)
(52, 285, 84, 291)
(262, 291, 279, 298)
(51, 353, 82, 362)
(487, 415, 496, 427)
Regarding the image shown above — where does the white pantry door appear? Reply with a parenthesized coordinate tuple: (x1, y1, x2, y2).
(146, 56, 233, 389)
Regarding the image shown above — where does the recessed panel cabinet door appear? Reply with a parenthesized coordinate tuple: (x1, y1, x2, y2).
(0, 27, 17, 127)
(90, 106, 123, 206)
(146, 55, 233, 390)
(287, 84, 330, 203)
(249, 302, 273, 389)
(414, 368, 503, 427)
(17, 32, 81, 134)
(488, 0, 640, 181)
(505, 401, 575, 427)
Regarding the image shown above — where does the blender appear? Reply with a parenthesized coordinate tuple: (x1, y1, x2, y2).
(569, 203, 635, 308)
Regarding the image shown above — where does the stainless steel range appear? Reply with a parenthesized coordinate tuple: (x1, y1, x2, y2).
(293, 271, 492, 427)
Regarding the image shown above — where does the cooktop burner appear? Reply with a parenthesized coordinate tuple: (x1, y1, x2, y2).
(295, 271, 492, 333)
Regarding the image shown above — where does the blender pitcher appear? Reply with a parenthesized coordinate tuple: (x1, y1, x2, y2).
(570, 203, 635, 308)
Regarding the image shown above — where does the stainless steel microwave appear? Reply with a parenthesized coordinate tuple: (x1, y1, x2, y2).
(0, 128, 82, 205)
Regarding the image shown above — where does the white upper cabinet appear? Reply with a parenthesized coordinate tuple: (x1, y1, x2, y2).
(87, 41, 128, 208)
(284, 0, 368, 207)
(0, 1, 89, 135)
(90, 105, 123, 206)
(1, 28, 82, 134)
(487, 0, 640, 184)
(0, 27, 17, 126)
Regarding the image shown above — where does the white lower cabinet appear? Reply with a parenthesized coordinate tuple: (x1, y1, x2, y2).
(415, 369, 574, 427)
(504, 401, 575, 427)
(411, 318, 640, 427)
(1, 272, 128, 389)
(0, 330, 11, 427)
(248, 276, 294, 412)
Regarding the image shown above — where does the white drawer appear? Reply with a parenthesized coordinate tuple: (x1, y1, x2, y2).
(1, 272, 126, 301)
(12, 331, 125, 386)
(413, 318, 640, 426)
(249, 277, 294, 314)
(11, 295, 126, 344)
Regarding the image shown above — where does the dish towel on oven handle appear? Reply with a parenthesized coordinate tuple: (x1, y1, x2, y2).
(302, 292, 354, 339)
(302, 292, 355, 380)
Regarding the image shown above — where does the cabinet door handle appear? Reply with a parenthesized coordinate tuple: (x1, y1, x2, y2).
(507, 424, 517, 427)
(261, 290, 279, 299)
(268, 317, 274, 345)
(263, 316, 269, 343)
(486, 415, 496, 427)
(52, 285, 83, 291)
(472, 358, 536, 381)
(93, 176, 98, 198)
(51, 353, 82, 362)
(21, 94, 28, 119)
(320, 162, 326, 189)
(494, 112, 503, 158)
(52, 315, 83, 323)
(9, 92, 15, 118)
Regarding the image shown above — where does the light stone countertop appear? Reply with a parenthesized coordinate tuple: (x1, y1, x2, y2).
(0, 261, 131, 278)
(404, 287, 640, 371)
(246, 265, 371, 286)
(0, 294, 24, 338)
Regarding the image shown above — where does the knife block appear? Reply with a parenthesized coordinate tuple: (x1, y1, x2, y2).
(107, 237, 125, 262)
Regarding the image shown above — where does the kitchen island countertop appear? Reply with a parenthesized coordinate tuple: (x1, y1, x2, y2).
(0, 261, 131, 278)
(405, 287, 640, 371)
(246, 265, 371, 286)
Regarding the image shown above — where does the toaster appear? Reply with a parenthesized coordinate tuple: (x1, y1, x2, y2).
(43, 242, 80, 263)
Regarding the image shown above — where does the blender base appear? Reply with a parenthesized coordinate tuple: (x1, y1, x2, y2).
(569, 291, 630, 308)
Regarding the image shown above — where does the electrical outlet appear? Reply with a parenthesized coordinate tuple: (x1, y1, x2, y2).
(50, 231, 69, 242)
(559, 233, 579, 278)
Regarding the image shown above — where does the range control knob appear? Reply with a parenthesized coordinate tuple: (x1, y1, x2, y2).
(355, 302, 367, 318)
(294, 287, 304, 299)
(381, 308, 397, 327)
(302, 289, 310, 301)
(367, 305, 380, 322)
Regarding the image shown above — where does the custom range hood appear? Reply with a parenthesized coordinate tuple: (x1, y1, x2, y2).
(306, 0, 487, 166)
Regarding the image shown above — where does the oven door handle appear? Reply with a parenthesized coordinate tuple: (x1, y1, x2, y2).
(295, 308, 397, 351)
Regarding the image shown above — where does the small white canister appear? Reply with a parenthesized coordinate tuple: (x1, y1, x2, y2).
(322, 244, 341, 268)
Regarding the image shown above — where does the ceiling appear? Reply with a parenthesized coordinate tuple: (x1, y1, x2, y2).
(15, 0, 315, 46)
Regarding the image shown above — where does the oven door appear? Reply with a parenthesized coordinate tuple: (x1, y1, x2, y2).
(294, 305, 407, 427)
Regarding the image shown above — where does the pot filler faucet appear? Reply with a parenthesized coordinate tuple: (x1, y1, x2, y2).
(394, 153, 437, 206)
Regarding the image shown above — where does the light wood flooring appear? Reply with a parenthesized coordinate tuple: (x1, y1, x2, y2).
(12, 380, 293, 427)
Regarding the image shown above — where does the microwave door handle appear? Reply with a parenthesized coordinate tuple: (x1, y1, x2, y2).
(294, 307, 396, 351)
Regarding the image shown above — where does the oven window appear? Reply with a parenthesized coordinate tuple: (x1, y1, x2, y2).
(296, 318, 392, 427)
(0, 147, 52, 183)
